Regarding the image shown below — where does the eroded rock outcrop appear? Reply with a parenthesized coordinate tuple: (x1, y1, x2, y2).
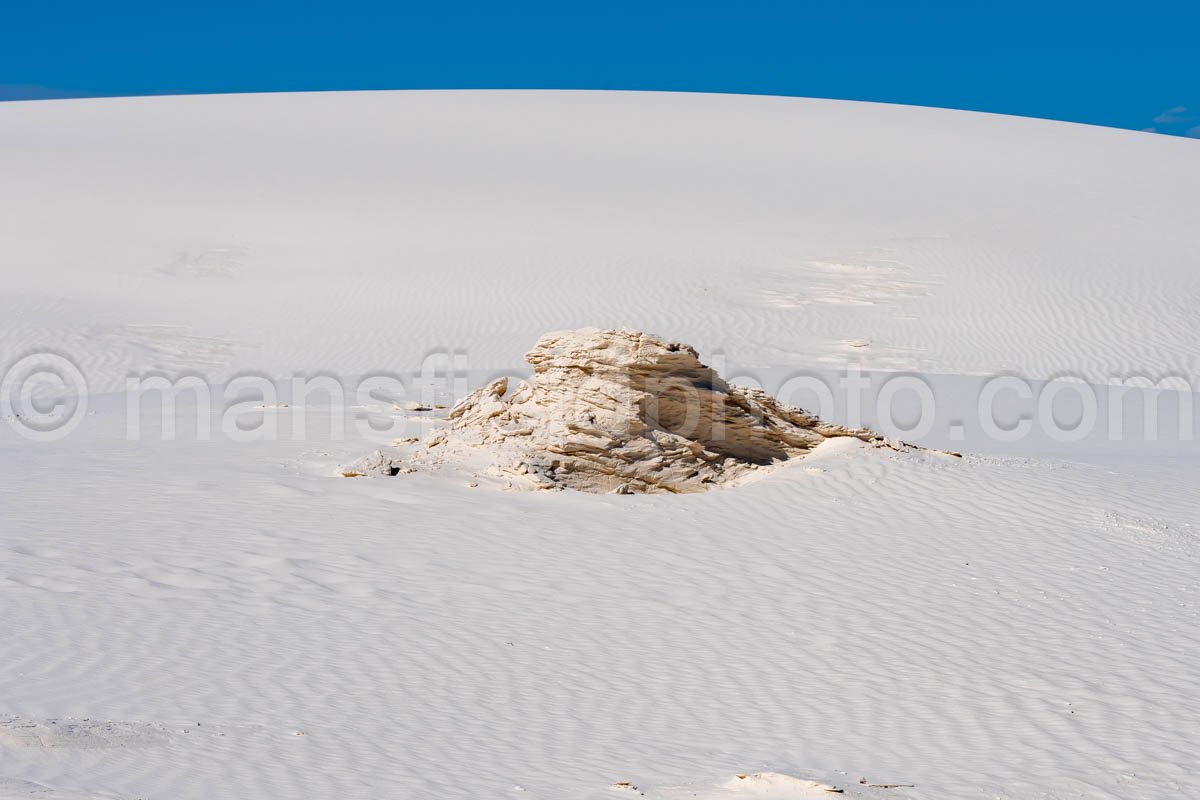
(344, 328, 911, 494)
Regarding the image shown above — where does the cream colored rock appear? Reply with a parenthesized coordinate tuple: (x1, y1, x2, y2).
(405, 328, 899, 494)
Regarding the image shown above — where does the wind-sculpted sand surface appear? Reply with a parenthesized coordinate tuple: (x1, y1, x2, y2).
(1, 91, 1198, 799)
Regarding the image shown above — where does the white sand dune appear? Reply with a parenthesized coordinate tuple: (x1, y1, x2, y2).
(2, 91, 1198, 391)
(1, 91, 1198, 799)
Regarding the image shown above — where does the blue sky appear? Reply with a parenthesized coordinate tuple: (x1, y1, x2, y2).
(2, 1, 1197, 137)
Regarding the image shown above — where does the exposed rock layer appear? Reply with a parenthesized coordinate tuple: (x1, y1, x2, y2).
(349, 328, 905, 494)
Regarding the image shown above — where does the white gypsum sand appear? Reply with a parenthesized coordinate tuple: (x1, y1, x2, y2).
(0, 91, 1198, 800)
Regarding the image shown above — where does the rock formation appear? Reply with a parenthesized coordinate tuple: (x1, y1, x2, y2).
(344, 328, 910, 493)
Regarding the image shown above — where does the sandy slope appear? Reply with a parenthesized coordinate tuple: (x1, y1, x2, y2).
(1, 91, 1198, 799)
(2, 91, 1198, 390)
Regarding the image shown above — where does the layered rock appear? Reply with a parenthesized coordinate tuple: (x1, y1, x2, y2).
(349, 328, 905, 494)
